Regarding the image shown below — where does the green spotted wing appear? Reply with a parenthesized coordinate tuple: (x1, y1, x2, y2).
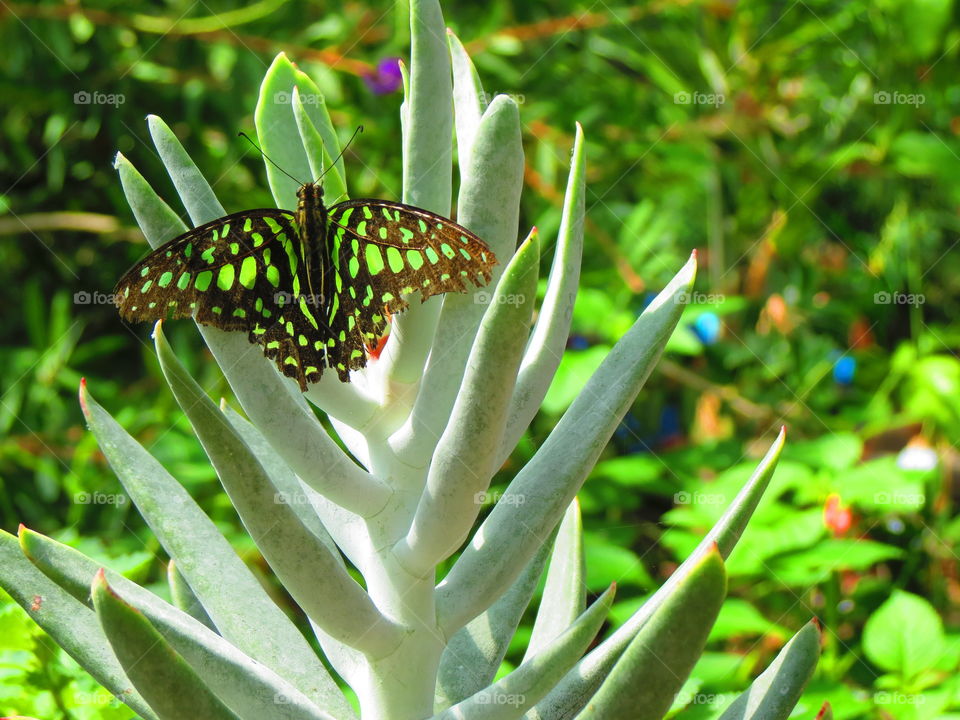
(115, 208, 332, 389)
(319, 198, 497, 374)
(115, 188, 498, 390)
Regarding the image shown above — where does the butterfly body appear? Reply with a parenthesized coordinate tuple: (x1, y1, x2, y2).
(115, 182, 497, 390)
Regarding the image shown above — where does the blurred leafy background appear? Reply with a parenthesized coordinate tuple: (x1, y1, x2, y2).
(2, 0, 960, 717)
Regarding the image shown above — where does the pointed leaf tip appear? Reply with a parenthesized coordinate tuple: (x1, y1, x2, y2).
(78, 379, 90, 416)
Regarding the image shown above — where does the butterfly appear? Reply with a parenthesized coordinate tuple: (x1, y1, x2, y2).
(115, 180, 497, 390)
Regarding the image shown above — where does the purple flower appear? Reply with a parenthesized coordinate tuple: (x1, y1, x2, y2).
(364, 57, 403, 95)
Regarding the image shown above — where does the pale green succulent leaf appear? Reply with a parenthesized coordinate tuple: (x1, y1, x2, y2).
(156, 324, 401, 657)
(438, 584, 614, 720)
(148, 114, 226, 224)
(167, 559, 215, 630)
(717, 620, 821, 720)
(219, 401, 341, 555)
(254, 53, 314, 210)
(114, 152, 187, 243)
(393, 95, 525, 462)
(501, 123, 585, 465)
(437, 532, 555, 709)
(92, 571, 242, 720)
(20, 528, 342, 720)
(448, 28, 485, 165)
(438, 253, 696, 635)
(0, 530, 159, 720)
(78, 380, 343, 706)
(386, 0, 453, 384)
(396, 231, 539, 572)
(575, 548, 726, 720)
(528, 430, 786, 720)
(292, 86, 347, 202)
(524, 499, 586, 662)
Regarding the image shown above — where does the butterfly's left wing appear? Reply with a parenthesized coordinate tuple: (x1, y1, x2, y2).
(320, 199, 499, 374)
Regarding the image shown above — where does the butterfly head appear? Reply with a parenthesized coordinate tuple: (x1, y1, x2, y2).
(297, 181, 325, 204)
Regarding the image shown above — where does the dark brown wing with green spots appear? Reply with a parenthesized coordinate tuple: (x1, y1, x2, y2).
(114, 209, 332, 390)
(318, 198, 498, 378)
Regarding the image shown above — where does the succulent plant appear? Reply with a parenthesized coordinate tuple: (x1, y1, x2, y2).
(0, 2, 823, 719)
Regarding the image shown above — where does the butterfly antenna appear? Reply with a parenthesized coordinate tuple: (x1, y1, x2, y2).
(238, 132, 304, 186)
(315, 125, 364, 184)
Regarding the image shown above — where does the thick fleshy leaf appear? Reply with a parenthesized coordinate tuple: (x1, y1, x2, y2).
(395, 231, 539, 572)
(438, 254, 696, 635)
(167, 560, 215, 630)
(500, 123, 585, 465)
(218, 400, 341, 557)
(576, 548, 726, 719)
(448, 28, 485, 165)
(293, 86, 347, 203)
(524, 500, 585, 662)
(436, 534, 555, 709)
(0, 530, 158, 720)
(528, 430, 786, 720)
(717, 620, 821, 720)
(392, 95, 525, 464)
(78, 380, 342, 710)
(20, 528, 344, 720)
(92, 571, 241, 720)
(385, 0, 454, 384)
(437, 585, 614, 720)
(156, 325, 401, 657)
(254, 53, 316, 211)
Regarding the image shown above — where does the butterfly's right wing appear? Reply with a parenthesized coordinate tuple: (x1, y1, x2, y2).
(115, 209, 333, 389)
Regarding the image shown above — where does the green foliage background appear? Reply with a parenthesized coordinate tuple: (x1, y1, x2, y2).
(1, 0, 959, 717)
